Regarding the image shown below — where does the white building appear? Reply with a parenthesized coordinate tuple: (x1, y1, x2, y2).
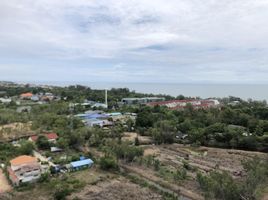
(8, 155, 42, 186)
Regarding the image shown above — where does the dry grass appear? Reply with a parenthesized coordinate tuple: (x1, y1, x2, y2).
(0, 122, 34, 141)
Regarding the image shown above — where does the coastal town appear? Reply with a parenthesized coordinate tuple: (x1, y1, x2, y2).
(0, 82, 267, 200)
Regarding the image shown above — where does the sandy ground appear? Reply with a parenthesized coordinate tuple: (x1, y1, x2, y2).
(0, 169, 11, 194)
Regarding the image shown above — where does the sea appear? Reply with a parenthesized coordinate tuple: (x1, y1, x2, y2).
(29, 81, 268, 101)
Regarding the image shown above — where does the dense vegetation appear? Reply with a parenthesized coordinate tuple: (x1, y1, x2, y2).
(135, 100, 268, 151)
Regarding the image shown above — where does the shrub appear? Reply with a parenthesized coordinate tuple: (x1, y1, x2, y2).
(99, 156, 118, 171)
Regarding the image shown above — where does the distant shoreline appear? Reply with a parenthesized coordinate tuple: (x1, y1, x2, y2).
(1, 81, 268, 101)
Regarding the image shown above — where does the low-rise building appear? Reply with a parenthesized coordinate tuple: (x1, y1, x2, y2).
(8, 155, 42, 186)
(20, 92, 33, 100)
(29, 133, 58, 143)
(69, 158, 94, 171)
(84, 118, 113, 127)
(122, 97, 165, 105)
(147, 99, 220, 110)
(0, 98, 12, 104)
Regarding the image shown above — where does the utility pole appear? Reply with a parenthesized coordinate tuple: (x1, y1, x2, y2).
(105, 89, 108, 107)
(69, 103, 74, 132)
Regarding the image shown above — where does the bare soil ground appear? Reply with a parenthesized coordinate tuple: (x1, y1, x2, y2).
(0, 169, 11, 194)
(144, 144, 268, 178)
(120, 144, 268, 200)
(122, 132, 153, 144)
(0, 122, 34, 141)
(68, 178, 163, 200)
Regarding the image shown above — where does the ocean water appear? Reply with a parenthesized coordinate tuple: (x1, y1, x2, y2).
(34, 81, 268, 101)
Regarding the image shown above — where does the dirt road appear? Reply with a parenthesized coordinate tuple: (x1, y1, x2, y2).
(0, 169, 11, 194)
(33, 150, 56, 167)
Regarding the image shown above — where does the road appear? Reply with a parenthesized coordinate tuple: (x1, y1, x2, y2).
(33, 150, 56, 167)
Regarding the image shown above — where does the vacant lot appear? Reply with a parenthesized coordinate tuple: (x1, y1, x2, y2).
(0, 122, 33, 141)
(120, 144, 268, 200)
(68, 178, 162, 200)
(122, 132, 153, 144)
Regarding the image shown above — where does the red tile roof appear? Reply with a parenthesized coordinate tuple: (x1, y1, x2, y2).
(46, 133, 58, 140)
(30, 135, 38, 142)
(20, 92, 33, 98)
(30, 133, 58, 142)
(10, 155, 37, 166)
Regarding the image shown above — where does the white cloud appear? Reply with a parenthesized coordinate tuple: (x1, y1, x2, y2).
(0, 0, 268, 83)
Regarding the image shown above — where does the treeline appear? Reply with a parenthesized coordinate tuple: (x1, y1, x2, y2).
(135, 100, 268, 151)
(0, 84, 175, 104)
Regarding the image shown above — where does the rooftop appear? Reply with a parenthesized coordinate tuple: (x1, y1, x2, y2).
(10, 155, 37, 166)
(20, 92, 33, 97)
(70, 159, 94, 168)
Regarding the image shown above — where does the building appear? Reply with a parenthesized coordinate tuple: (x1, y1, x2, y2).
(92, 102, 108, 109)
(16, 106, 31, 113)
(31, 95, 39, 102)
(121, 97, 165, 105)
(147, 99, 220, 110)
(0, 98, 12, 104)
(20, 92, 33, 100)
(29, 133, 58, 143)
(69, 158, 94, 171)
(8, 155, 42, 186)
(84, 118, 113, 127)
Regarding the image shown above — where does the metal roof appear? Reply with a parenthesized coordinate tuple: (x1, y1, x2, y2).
(70, 159, 94, 168)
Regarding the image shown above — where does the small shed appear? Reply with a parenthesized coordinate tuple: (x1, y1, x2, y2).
(70, 159, 94, 170)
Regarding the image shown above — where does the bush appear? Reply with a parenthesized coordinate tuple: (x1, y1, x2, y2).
(54, 186, 71, 200)
(174, 168, 187, 180)
(99, 156, 118, 171)
(197, 171, 240, 200)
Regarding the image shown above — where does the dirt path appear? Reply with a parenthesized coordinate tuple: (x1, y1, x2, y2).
(0, 169, 11, 194)
(33, 150, 56, 167)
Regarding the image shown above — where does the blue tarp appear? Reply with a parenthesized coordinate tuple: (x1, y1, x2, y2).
(70, 159, 94, 168)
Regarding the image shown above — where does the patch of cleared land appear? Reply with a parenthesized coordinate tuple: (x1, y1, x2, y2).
(120, 144, 268, 200)
(0, 122, 34, 141)
(122, 132, 153, 144)
(68, 178, 163, 200)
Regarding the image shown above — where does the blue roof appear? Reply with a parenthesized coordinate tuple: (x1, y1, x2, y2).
(76, 113, 109, 119)
(70, 159, 94, 168)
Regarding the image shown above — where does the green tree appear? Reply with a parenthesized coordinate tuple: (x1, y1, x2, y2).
(18, 141, 34, 155)
(36, 135, 50, 150)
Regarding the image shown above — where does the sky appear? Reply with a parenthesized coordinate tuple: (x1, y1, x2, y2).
(1, 0, 268, 84)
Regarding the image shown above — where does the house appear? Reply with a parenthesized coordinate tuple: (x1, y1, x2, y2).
(92, 103, 108, 109)
(20, 92, 33, 100)
(16, 106, 32, 113)
(84, 118, 113, 127)
(8, 155, 42, 186)
(0, 98, 12, 104)
(147, 99, 221, 110)
(121, 97, 165, 105)
(69, 158, 94, 171)
(31, 95, 39, 102)
(29, 133, 58, 143)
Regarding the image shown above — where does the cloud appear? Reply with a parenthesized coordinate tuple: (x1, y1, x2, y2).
(0, 0, 268, 83)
